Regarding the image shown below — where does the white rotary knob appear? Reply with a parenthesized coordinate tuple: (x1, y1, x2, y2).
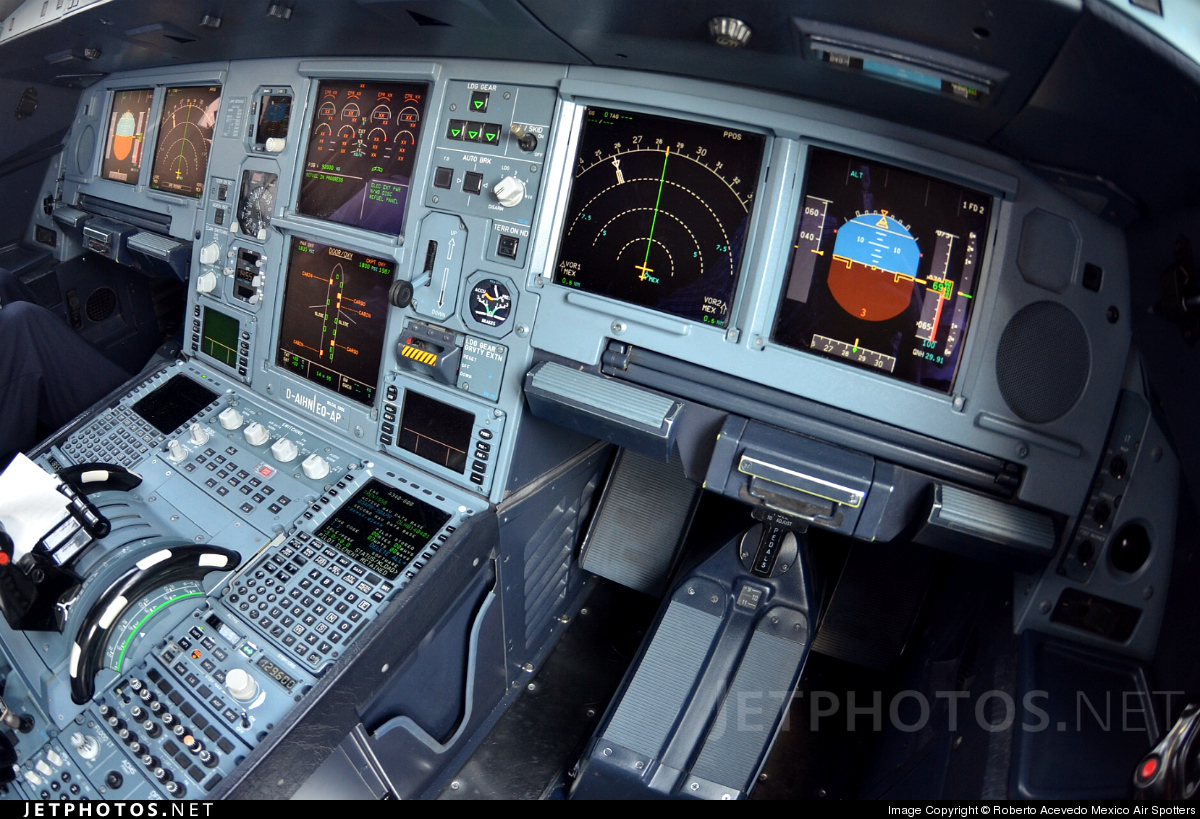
(196, 271, 219, 294)
(189, 422, 211, 446)
(243, 422, 270, 446)
(218, 407, 244, 430)
(492, 176, 525, 208)
(166, 440, 188, 464)
(225, 668, 259, 702)
(270, 437, 298, 463)
(301, 453, 330, 480)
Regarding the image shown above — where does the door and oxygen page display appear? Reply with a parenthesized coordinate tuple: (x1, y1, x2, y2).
(276, 237, 393, 406)
(772, 147, 993, 393)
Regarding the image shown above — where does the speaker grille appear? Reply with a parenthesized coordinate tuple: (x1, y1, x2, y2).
(85, 286, 117, 322)
(996, 301, 1090, 424)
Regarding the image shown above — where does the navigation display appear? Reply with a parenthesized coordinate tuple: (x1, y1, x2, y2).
(276, 237, 393, 406)
(101, 88, 153, 184)
(149, 85, 222, 197)
(298, 80, 428, 234)
(315, 478, 450, 580)
(553, 107, 764, 327)
(772, 147, 992, 393)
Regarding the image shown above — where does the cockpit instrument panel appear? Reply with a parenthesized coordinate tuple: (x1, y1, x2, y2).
(553, 107, 765, 328)
(101, 87, 153, 185)
(772, 147, 992, 393)
(149, 85, 222, 197)
(298, 79, 428, 234)
(276, 236, 393, 406)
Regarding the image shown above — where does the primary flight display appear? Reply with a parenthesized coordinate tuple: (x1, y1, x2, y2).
(772, 147, 993, 393)
(101, 87, 153, 185)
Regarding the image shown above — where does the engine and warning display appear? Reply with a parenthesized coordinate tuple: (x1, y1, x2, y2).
(101, 87, 153, 184)
(149, 85, 222, 197)
(298, 79, 427, 234)
(553, 107, 764, 327)
(772, 147, 992, 393)
(276, 237, 393, 406)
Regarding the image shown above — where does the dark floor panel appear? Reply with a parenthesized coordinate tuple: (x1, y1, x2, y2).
(750, 652, 892, 800)
(438, 579, 658, 800)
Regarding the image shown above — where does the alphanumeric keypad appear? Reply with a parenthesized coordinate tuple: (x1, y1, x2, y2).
(223, 533, 407, 673)
(62, 405, 166, 469)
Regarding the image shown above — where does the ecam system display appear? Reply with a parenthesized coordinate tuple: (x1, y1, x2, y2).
(298, 79, 428, 234)
(276, 237, 393, 406)
(772, 147, 993, 393)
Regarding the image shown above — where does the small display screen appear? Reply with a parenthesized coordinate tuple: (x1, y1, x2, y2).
(201, 306, 240, 369)
(553, 106, 765, 327)
(398, 391, 473, 474)
(316, 478, 451, 580)
(101, 88, 153, 184)
(298, 80, 428, 234)
(256, 94, 292, 144)
(150, 85, 222, 198)
(276, 236, 393, 406)
(772, 147, 992, 393)
(256, 656, 298, 691)
(131, 374, 219, 435)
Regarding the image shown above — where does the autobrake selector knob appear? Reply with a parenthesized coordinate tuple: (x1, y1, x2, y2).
(270, 437, 299, 463)
(301, 453, 330, 480)
(244, 422, 270, 447)
(492, 176, 525, 208)
(225, 668, 259, 702)
(189, 423, 211, 446)
(218, 407, 244, 430)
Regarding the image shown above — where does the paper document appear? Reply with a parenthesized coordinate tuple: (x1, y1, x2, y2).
(0, 453, 69, 560)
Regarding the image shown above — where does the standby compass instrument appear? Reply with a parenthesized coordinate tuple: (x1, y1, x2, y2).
(553, 106, 766, 328)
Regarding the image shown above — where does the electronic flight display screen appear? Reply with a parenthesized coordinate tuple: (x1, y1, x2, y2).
(276, 237, 393, 406)
(772, 147, 992, 393)
(149, 85, 222, 198)
(553, 107, 765, 327)
(298, 80, 428, 234)
(101, 88, 153, 184)
(315, 478, 451, 580)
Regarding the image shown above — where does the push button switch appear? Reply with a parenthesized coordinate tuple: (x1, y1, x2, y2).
(463, 172, 483, 195)
(433, 166, 453, 189)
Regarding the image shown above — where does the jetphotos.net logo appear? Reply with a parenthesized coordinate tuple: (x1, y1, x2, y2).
(701, 688, 1183, 737)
